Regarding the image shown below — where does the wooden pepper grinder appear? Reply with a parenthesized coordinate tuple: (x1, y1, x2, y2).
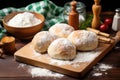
(91, 0, 102, 29)
(68, 0, 79, 30)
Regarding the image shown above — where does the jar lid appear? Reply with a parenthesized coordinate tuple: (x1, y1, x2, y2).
(115, 8, 120, 13)
(64, 1, 86, 12)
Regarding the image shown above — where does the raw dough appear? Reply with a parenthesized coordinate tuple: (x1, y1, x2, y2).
(49, 23, 74, 38)
(68, 30, 98, 51)
(32, 31, 58, 53)
(48, 38, 76, 60)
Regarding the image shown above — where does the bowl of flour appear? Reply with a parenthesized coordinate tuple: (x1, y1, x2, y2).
(2, 11, 45, 40)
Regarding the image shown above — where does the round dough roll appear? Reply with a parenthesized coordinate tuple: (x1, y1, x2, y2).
(31, 31, 58, 53)
(49, 23, 74, 38)
(68, 30, 98, 51)
(48, 38, 76, 60)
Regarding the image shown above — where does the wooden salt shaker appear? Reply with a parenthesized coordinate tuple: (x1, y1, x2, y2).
(91, 0, 101, 29)
(68, 0, 79, 30)
(1, 36, 16, 55)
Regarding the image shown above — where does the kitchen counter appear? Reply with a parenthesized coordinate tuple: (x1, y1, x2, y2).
(0, 12, 120, 80)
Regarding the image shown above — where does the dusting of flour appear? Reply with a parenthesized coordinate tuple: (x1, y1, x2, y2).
(49, 49, 101, 67)
(30, 44, 103, 68)
(7, 12, 41, 27)
(92, 63, 113, 76)
(18, 63, 64, 78)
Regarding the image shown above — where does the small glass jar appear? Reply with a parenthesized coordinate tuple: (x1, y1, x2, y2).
(63, 1, 86, 25)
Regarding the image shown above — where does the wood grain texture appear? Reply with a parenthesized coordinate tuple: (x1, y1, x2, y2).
(14, 41, 114, 78)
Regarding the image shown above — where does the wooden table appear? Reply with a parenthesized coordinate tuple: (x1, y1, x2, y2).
(0, 12, 120, 80)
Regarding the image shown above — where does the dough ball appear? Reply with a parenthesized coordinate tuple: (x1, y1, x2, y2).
(49, 23, 74, 38)
(32, 31, 58, 53)
(68, 30, 98, 51)
(48, 38, 76, 60)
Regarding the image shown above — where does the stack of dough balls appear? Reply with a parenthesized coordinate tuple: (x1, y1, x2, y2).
(49, 23, 74, 38)
(48, 23, 76, 60)
(31, 23, 76, 60)
(68, 30, 98, 51)
(31, 31, 58, 53)
(31, 23, 98, 60)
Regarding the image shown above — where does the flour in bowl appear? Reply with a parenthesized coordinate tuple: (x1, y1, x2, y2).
(7, 12, 42, 27)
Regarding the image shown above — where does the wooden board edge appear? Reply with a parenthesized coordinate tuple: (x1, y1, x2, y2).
(14, 42, 115, 78)
(80, 43, 114, 77)
(14, 54, 83, 78)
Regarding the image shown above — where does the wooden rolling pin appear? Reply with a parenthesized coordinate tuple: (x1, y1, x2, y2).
(98, 31, 120, 44)
(87, 27, 110, 37)
(86, 27, 120, 43)
(97, 35, 112, 43)
(111, 31, 120, 44)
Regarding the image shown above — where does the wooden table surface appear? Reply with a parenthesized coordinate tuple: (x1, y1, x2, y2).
(0, 12, 120, 80)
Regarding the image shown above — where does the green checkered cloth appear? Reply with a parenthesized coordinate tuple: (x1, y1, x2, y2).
(0, 25, 6, 39)
(0, 0, 65, 39)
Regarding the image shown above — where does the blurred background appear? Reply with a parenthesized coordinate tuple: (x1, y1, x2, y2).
(0, 0, 119, 12)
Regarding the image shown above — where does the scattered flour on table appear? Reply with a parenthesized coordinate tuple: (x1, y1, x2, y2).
(92, 63, 113, 76)
(7, 12, 42, 27)
(98, 63, 113, 71)
(18, 63, 64, 78)
(92, 72, 102, 76)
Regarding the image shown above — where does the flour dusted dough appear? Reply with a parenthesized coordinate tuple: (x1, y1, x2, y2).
(49, 23, 74, 38)
(68, 30, 98, 51)
(32, 31, 58, 53)
(48, 38, 76, 60)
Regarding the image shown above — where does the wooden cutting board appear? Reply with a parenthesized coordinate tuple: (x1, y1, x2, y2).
(14, 42, 114, 78)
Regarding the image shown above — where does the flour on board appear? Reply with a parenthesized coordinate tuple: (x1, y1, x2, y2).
(30, 44, 103, 68)
(49, 48, 102, 67)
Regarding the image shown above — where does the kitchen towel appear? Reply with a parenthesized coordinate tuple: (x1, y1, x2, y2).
(0, 0, 65, 39)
